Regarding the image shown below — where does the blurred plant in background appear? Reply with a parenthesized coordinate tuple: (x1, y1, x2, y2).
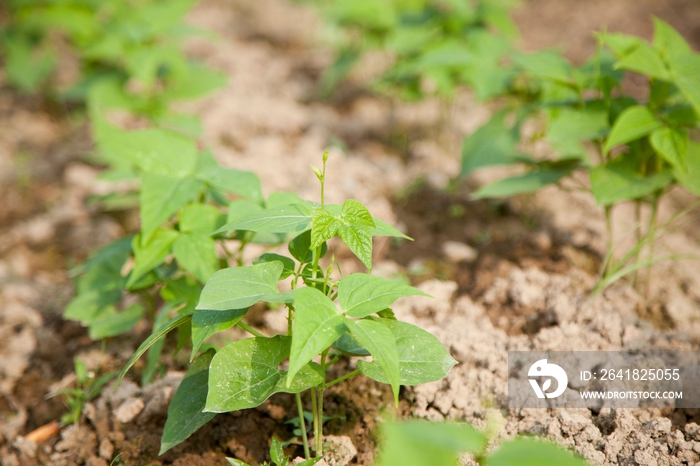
(378, 419, 590, 466)
(460, 18, 700, 292)
(0, 0, 226, 136)
(307, 0, 517, 100)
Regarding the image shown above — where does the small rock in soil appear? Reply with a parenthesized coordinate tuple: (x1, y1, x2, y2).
(322, 435, 357, 466)
(441, 241, 478, 263)
(114, 398, 144, 424)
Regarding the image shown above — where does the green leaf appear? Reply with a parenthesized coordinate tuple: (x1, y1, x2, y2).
(173, 233, 219, 283)
(140, 173, 204, 242)
(486, 438, 589, 466)
(160, 275, 202, 316)
(196, 262, 284, 311)
(675, 141, 700, 195)
(310, 208, 339, 249)
(155, 113, 202, 138)
(253, 254, 295, 279)
(668, 54, 700, 116)
(269, 437, 286, 466)
(473, 170, 571, 199)
(97, 128, 198, 177)
(341, 199, 375, 227)
(226, 459, 249, 466)
(214, 203, 313, 235)
(338, 223, 373, 270)
(190, 309, 247, 361)
(600, 33, 646, 56)
(3, 37, 55, 92)
(614, 42, 670, 80)
(345, 318, 400, 405)
(332, 334, 370, 356)
(590, 155, 674, 205)
(64, 290, 122, 324)
(378, 420, 487, 466)
(604, 105, 662, 154)
(227, 199, 263, 224)
(143, 306, 171, 386)
(547, 107, 609, 143)
(338, 274, 429, 318)
(371, 218, 412, 240)
(652, 17, 693, 61)
(460, 111, 526, 176)
(160, 349, 217, 455)
(164, 63, 228, 101)
(289, 230, 327, 263)
(179, 204, 225, 235)
(513, 50, 572, 83)
(266, 191, 307, 208)
(117, 314, 193, 386)
(88, 304, 145, 340)
(127, 229, 180, 288)
(205, 336, 324, 412)
(358, 320, 457, 386)
(195, 150, 263, 204)
(650, 127, 689, 172)
(288, 288, 346, 386)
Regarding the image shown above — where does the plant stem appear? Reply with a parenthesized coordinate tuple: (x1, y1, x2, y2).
(325, 369, 360, 389)
(645, 194, 660, 299)
(604, 205, 613, 275)
(310, 388, 320, 457)
(236, 232, 251, 267)
(315, 349, 329, 457)
(321, 152, 328, 209)
(295, 393, 310, 459)
(237, 321, 265, 338)
(632, 201, 642, 287)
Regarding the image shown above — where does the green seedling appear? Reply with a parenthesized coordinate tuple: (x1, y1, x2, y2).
(49, 358, 116, 426)
(116, 154, 457, 460)
(286, 411, 345, 439)
(378, 419, 590, 466)
(311, 0, 517, 101)
(460, 18, 700, 292)
(226, 436, 322, 466)
(1, 0, 225, 137)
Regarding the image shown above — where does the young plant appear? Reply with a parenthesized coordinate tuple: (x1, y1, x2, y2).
(312, 0, 517, 100)
(1, 0, 226, 136)
(65, 123, 282, 385)
(226, 437, 319, 466)
(50, 358, 116, 426)
(378, 419, 590, 466)
(460, 18, 700, 290)
(116, 153, 458, 460)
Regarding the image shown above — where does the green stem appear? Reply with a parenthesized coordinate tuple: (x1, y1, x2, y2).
(310, 388, 320, 457)
(604, 205, 614, 275)
(325, 353, 341, 368)
(645, 194, 660, 298)
(236, 232, 252, 267)
(325, 369, 360, 389)
(632, 201, 642, 287)
(315, 349, 328, 456)
(237, 321, 265, 338)
(295, 393, 310, 459)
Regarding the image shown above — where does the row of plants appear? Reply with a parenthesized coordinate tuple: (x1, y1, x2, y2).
(460, 17, 700, 291)
(313, 0, 700, 292)
(2, 0, 225, 137)
(308, 0, 517, 100)
(2, 0, 595, 464)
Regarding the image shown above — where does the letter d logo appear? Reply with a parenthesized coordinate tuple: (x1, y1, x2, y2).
(528, 359, 568, 399)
